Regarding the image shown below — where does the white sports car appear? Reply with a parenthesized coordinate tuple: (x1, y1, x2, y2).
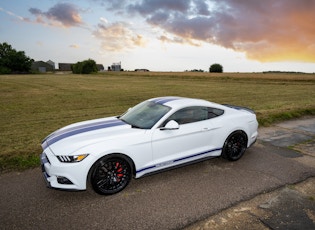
(40, 97, 258, 195)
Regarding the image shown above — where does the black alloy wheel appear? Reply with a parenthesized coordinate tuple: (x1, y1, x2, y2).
(222, 131, 247, 161)
(91, 157, 132, 195)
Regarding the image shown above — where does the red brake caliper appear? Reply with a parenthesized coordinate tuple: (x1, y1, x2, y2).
(115, 162, 124, 181)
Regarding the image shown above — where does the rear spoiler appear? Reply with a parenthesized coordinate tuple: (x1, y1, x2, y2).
(222, 104, 255, 114)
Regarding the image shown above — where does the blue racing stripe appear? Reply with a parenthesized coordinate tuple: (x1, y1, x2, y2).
(151, 97, 181, 104)
(42, 119, 115, 144)
(44, 120, 127, 147)
(136, 165, 157, 174)
(174, 148, 222, 162)
(44, 119, 118, 143)
(136, 147, 222, 174)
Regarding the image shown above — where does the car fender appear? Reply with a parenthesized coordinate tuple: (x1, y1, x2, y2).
(75, 131, 153, 178)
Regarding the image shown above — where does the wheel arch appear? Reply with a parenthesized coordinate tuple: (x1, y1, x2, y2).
(221, 129, 248, 161)
(224, 129, 249, 147)
(87, 152, 136, 184)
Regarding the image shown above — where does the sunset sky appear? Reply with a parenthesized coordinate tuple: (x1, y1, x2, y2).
(1, 0, 315, 72)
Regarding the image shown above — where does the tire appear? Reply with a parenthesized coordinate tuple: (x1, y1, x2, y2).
(222, 131, 247, 161)
(90, 156, 132, 195)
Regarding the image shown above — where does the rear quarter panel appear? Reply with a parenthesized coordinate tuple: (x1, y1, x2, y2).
(216, 107, 258, 147)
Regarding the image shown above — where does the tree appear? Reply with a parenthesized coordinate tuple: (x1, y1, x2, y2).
(209, 63, 223, 73)
(72, 59, 98, 74)
(0, 42, 33, 74)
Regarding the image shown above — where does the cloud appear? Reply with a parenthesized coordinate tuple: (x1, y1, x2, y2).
(69, 44, 80, 49)
(159, 35, 201, 46)
(0, 7, 30, 22)
(128, 0, 191, 16)
(29, 3, 84, 28)
(93, 21, 146, 52)
(100, 17, 108, 24)
(123, 0, 315, 62)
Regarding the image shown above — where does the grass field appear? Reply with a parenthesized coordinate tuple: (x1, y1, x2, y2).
(1, 72, 315, 172)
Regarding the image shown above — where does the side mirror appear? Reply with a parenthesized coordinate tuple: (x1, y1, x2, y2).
(160, 120, 179, 130)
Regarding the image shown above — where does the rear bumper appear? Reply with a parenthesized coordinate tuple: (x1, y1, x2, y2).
(249, 131, 258, 147)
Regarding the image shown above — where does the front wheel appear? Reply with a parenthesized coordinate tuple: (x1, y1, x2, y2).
(222, 131, 247, 161)
(90, 157, 132, 195)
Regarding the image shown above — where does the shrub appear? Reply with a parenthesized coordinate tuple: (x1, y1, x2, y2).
(209, 63, 223, 73)
(72, 59, 98, 74)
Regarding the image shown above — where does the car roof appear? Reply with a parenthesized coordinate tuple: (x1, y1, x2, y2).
(149, 96, 222, 110)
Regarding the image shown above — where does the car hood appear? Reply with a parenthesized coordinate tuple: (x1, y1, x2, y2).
(42, 117, 141, 155)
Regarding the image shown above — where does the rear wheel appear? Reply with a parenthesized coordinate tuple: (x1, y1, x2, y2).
(222, 131, 247, 161)
(90, 157, 132, 195)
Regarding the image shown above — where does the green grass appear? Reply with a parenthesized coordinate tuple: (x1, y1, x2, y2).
(1, 72, 315, 172)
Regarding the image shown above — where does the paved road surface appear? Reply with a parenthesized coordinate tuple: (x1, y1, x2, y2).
(187, 116, 315, 229)
(0, 117, 314, 230)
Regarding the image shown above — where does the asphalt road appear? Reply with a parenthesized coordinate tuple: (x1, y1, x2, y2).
(1, 117, 314, 230)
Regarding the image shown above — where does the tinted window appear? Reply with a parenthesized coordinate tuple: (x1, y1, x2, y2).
(208, 107, 224, 118)
(120, 101, 171, 129)
(163, 106, 224, 125)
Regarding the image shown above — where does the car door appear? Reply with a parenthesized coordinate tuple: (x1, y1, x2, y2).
(150, 106, 221, 170)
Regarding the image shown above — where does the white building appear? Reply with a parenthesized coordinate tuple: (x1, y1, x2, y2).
(111, 62, 121, 71)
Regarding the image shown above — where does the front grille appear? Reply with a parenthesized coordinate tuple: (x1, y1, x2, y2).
(41, 152, 50, 165)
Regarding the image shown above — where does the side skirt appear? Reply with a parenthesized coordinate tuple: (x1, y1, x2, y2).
(137, 155, 219, 178)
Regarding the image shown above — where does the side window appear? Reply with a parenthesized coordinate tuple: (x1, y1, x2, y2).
(165, 107, 208, 125)
(163, 106, 224, 126)
(208, 107, 224, 118)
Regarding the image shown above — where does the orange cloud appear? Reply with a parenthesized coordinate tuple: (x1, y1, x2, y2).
(29, 3, 83, 28)
(93, 22, 146, 52)
(231, 2, 315, 62)
(125, 0, 315, 63)
(69, 44, 80, 49)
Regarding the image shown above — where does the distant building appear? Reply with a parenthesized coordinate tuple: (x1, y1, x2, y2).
(31, 61, 55, 72)
(58, 63, 73, 71)
(111, 62, 121, 71)
(135, 69, 149, 72)
(96, 64, 105, 71)
(46, 60, 55, 70)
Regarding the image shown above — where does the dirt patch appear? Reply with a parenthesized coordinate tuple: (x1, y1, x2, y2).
(293, 139, 315, 157)
(185, 177, 315, 230)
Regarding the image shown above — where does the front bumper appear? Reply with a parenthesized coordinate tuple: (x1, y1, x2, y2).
(40, 147, 91, 191)
(40, 153, 52, 188)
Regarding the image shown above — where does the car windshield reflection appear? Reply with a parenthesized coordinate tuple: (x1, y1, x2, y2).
(119, 101, 171, 129)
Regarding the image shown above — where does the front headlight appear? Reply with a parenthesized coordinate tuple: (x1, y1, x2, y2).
(56, 154, 89, 163)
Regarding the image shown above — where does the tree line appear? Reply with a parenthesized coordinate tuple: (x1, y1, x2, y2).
(0, 42, 33, 74)
(0, 42, 224, 74)
(0, 42, 100, 74)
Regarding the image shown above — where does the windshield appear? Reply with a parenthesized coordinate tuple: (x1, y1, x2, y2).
(119, 101, 171, 129)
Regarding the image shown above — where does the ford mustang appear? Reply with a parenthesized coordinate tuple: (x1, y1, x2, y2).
(40, 97, 258, 195)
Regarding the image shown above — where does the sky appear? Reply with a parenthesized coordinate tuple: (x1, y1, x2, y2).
(1, 0, 315, 72)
